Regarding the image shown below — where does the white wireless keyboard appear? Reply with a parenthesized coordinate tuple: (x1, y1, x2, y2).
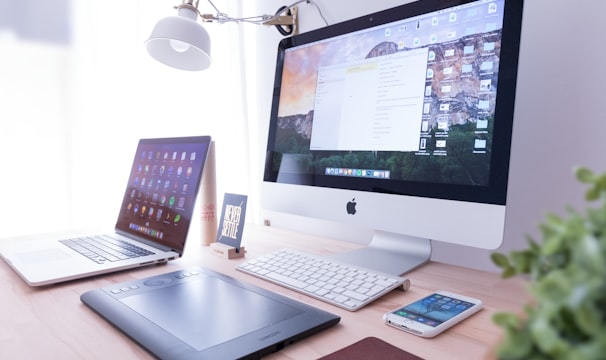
(236, 248, 410, 311)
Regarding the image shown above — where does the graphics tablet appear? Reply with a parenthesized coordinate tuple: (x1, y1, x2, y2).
(81, 267, 340, 359)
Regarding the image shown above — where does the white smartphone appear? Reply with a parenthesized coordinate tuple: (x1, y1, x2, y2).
(383, 290, 483, 338)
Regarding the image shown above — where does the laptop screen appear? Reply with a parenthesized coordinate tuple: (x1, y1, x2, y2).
(115, 136, 211, 251)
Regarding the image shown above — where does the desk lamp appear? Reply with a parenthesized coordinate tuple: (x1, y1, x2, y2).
(145, 0, 300, 71)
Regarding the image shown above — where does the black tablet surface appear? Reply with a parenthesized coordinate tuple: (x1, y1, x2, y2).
(81, 267, 340, 359)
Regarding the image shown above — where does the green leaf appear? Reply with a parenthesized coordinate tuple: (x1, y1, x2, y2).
(530, 316, 568, 355)
(575, 302, 600, 335)
(545, 213, 564, 226)
(510, 251, 532, 274)
(574, 235, 603, 273)
(541, 234, 564, 256)
(491, 252, 510, 268)
(493, 312, 521, 329)
(585, 186, 600, 201)
(527, 237, 541, 252)
(501, 266, 517, 279)
(575, 167, 595, 184)
(534, 270, 571, 300)
(496, 323, 533, 359)
(576, 332, 606, 359)
(596, 174, 606, 192)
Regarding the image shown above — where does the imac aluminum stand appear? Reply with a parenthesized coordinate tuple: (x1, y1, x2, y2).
(330, 231, 431, 276)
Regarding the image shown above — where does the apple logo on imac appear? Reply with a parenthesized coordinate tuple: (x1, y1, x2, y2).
(346, 198, 357, 215)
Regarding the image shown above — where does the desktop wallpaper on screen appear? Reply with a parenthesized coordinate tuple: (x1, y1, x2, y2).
(271, 1, 504, 187)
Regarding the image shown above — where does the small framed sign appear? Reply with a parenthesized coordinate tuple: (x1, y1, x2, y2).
(213, 193, 247, 258)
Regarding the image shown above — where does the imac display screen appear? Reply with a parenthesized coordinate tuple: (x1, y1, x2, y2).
(265, 0, 522, 205)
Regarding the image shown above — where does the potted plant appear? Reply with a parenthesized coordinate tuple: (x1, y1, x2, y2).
(490, 167, 606, 359)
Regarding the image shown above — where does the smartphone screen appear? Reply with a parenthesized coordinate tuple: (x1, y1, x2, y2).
(391, 293, 477, 328)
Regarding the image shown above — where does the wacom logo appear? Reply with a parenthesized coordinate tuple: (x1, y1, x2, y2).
(259, 331, 280, 342)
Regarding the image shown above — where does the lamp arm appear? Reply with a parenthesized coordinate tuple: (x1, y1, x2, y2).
(183, 0, 326, 26)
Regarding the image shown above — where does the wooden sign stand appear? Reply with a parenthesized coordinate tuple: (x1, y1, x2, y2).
(210, 242, 246, 259)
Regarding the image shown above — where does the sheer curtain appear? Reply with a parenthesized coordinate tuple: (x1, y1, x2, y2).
(0, 0, 251, 237)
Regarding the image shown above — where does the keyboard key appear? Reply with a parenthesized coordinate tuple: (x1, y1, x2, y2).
(343, 290, 369, 302)
(266, 271, 308, 289)
(60, 235, 155, 264)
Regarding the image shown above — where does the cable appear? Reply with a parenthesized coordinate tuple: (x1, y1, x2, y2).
(303, 0, 329, 27)
(274, 6, 294, 36)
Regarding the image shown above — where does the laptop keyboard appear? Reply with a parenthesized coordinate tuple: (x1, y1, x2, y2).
(60, 235, 155, 264)
(237, 248, 410, 311)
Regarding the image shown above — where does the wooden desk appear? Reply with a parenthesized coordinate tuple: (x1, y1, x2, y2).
(0, 225, 528, 359)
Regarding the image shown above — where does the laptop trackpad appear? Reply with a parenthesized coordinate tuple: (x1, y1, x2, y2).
(17, 249, 72, 264)
(120, 274, 302, 351)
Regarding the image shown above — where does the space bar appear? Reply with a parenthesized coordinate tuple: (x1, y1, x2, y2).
(265, 272, 307, 289)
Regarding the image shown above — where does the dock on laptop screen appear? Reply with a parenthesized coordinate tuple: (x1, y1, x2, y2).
(115, 140, 208, 251)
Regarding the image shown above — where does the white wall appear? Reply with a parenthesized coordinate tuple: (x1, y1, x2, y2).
(245, 0, 606, 271)
(0, 1, 251, 237)
(0, 40, 71, 236)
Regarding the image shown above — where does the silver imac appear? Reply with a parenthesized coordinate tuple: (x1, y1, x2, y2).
(262, 0, 524, 276)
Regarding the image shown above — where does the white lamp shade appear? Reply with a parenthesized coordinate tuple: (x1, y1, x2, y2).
(146, 14, 211, 71)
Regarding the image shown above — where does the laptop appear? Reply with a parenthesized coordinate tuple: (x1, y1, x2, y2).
(81, 266, 340, 359)
(0, 136, 212, 286)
